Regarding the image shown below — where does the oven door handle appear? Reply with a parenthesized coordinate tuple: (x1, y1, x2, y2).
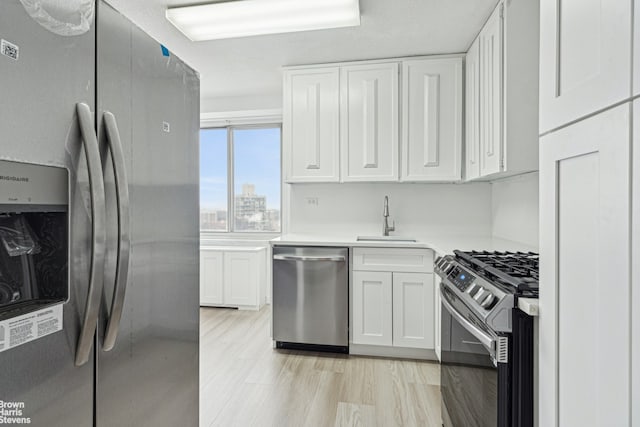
(440, 286, 496, 354)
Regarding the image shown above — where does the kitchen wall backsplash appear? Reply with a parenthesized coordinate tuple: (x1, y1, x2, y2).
(490, 172, 539, 248)
(288, 182, 493, 237)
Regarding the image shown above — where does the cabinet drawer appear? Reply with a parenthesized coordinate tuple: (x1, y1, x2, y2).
(352, 248, 433, 273)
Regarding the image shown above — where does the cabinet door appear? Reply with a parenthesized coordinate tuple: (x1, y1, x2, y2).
(392, 273, 435, 349)
(352, 271, 393, 346)
(636, 0, 640, 96)
(434, 278, 442, 361)
(465, 38, 481, 181)
(200, 250, 224, 305)
(540, 0, 631, 132)
(633, 99, 640, 426)
(341, 63, 399, 181)
(283, 67, 340, 182)
(401, 58, 463, 182)
(224, 252, 257, 307)
(479, 3, 503, 177)
(352, 247, 433, 273)
(539, 105, 630, 427)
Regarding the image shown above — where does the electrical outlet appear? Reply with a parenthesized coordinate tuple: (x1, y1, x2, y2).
(306, 197, 319, 206)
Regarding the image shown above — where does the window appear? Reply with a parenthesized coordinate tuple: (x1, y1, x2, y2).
(200, 125, 281, 233)
(200, 129, 228, 231)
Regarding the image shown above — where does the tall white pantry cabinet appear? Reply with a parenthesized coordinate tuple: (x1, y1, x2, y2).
(538, 1, 637, 426)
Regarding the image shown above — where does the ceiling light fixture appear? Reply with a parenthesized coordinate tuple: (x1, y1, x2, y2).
(166, 0, 361, 41)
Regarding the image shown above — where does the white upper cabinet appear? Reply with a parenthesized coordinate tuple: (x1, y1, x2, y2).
(284, 57, 463, 183)
(465, 39, 481, 181)
(283, 67, 340, 182)
(341, 63, 399, 181)
(633, 99, 640, 426)
(401, 58, 463, 182)
(635, 0, 640, 96)
(479, 6, 503, 177)
(465, 0, 539, 181)
(539, 0, 631, 133)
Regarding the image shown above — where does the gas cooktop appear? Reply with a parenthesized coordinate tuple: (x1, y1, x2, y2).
(454, 250, 539, 298)
(435, 250, 539, 333)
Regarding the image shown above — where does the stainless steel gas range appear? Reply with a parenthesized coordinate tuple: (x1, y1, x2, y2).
(435, 251, 538, 427)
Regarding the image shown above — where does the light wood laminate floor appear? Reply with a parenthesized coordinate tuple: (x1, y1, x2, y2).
(200, 306, 442, 427)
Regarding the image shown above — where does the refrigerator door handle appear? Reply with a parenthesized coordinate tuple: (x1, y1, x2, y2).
(102, 111, 131, 352)
(75, 102, 107, 367)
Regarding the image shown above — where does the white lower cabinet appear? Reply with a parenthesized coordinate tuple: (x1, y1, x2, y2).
(392, 272, 434, 349)
(352, 271, 393, 346)
(351, 248, 435, 356)
(200, 247, 266, 310)
(200, 250, 224, 305)
(434, 277, 442, 361)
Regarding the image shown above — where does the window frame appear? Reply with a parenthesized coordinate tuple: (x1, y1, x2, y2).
(200, 123, 282, 237)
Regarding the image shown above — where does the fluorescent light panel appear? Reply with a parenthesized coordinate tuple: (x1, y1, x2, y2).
(166, 0, 361, 41)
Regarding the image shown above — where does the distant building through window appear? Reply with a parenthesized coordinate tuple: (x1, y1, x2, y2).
(200, 125, 281, 233)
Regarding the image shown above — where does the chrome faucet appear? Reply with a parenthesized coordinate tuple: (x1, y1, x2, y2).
(383, 195, 395, 236)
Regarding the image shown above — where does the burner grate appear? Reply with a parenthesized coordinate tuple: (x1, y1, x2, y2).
(453, 250, 539, 296)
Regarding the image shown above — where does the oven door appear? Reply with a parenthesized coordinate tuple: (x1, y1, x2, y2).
(440, 282, 508, 427)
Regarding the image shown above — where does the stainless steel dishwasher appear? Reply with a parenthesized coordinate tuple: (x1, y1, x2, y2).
(272, 246, 348, 353)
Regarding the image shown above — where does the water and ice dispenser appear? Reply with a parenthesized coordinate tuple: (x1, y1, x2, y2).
(0, 160, 68, 320)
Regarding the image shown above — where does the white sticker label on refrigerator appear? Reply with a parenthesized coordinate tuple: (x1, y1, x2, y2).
(1, 39, 19, 60)
(0, 304, 63, 353)
(162, 121, 171, 133)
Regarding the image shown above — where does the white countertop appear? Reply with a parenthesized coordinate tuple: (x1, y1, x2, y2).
(271, 233, 538, 256)
(271, 233, 540, 316)
(199, 245, 265, 252)
(517, 298, 539, 317)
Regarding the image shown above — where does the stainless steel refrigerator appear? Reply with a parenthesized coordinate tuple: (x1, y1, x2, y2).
(0, 1, 199, 426)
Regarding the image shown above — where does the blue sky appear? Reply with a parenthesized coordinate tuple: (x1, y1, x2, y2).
(200, 127, 281, 210)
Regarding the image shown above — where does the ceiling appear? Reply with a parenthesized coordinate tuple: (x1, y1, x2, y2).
(105, 0, 498, 109)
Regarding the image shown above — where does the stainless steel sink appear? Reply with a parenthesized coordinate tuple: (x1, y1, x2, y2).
(356, 236, 417, 242)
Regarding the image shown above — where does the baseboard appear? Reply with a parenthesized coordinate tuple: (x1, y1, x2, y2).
(349, 343, 438, 361)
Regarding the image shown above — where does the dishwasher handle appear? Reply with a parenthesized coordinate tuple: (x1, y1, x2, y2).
(273, 254, 346, 262)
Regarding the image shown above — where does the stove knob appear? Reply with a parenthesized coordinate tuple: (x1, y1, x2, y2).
(442, 262, 452, 273)
(480, 293, 496, 309)
(473, 287, 486, 301)
(466, 283, 479, 295)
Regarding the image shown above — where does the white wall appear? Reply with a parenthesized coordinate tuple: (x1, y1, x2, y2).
(201, 93, 282, 114)
(286, 173, 539, 247)
(490, 172, 539, 248)
(288, 182, 493, 237)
